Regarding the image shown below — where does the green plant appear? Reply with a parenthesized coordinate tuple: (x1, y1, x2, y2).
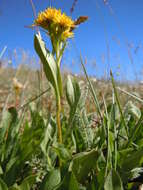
(33, 7, 88, 144)
(1, 5, 143, 190)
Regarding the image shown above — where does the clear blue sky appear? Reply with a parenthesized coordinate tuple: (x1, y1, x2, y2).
(1, 0, 143, 81)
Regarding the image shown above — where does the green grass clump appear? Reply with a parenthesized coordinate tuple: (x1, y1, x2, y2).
(0, 62, 143, 189)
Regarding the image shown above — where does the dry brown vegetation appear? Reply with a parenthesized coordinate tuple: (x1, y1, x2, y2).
(0, 63, 143, 116)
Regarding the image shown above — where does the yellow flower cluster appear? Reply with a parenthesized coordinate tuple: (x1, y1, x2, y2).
(34, 7, 75, 40)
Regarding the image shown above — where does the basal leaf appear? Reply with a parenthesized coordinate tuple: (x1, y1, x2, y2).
(40, 169, 61, 190)
(57, 172, 79, 190)
(104, 169, 123, 190)
(71, 149, 99, 183)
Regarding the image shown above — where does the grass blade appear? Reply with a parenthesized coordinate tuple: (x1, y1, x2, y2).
(117, 87, 143, 104)
(80, 55, 102, 120)
(110, 71, 129, 138)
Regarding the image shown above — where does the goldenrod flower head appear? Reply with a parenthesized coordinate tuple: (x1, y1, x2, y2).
(34, 8, 74, 34)
(34, 7, 88, 41)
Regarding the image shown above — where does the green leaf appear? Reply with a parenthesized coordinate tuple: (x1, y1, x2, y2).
(40, 169, 61, 190)
(34, 34, 60, 99)
(117, 149, 143, 183)
(0, 165, 3, 174)
(127, 114, 143, 147)
(52, 143, 72, 163)
(4, 111, 45, 186)
(125, 101, 141, 119)
(0, 108, 13, 144)
(41, 122, 56, 157)
(66, 75, 81, 108)
(19, 175, 36, 190)
(0, 178, 8, 190)
(9, 176, 36, 190)
(71, 149, 99, 183)
(66, 75, 81, 129)
(58, 172, 79, 190)
(66, 75, 75, 107)
(120, 149, 143, 171)
(9, 187, 20, 190)
(2, 107, 20, 164)
(78, 109, 94, 149)
(104, 169, 123, 190)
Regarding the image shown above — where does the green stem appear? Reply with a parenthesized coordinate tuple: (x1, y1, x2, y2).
(56, 98, 62, 143)
(55, 41, 62, 143)
(55, 40, 64, 144)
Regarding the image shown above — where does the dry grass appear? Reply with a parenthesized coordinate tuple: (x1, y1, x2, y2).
(0, 65, 143, 115)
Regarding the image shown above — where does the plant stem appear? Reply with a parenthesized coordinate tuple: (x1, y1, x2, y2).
(56, 98, 62, 143)
(55, 41, 63, 144)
